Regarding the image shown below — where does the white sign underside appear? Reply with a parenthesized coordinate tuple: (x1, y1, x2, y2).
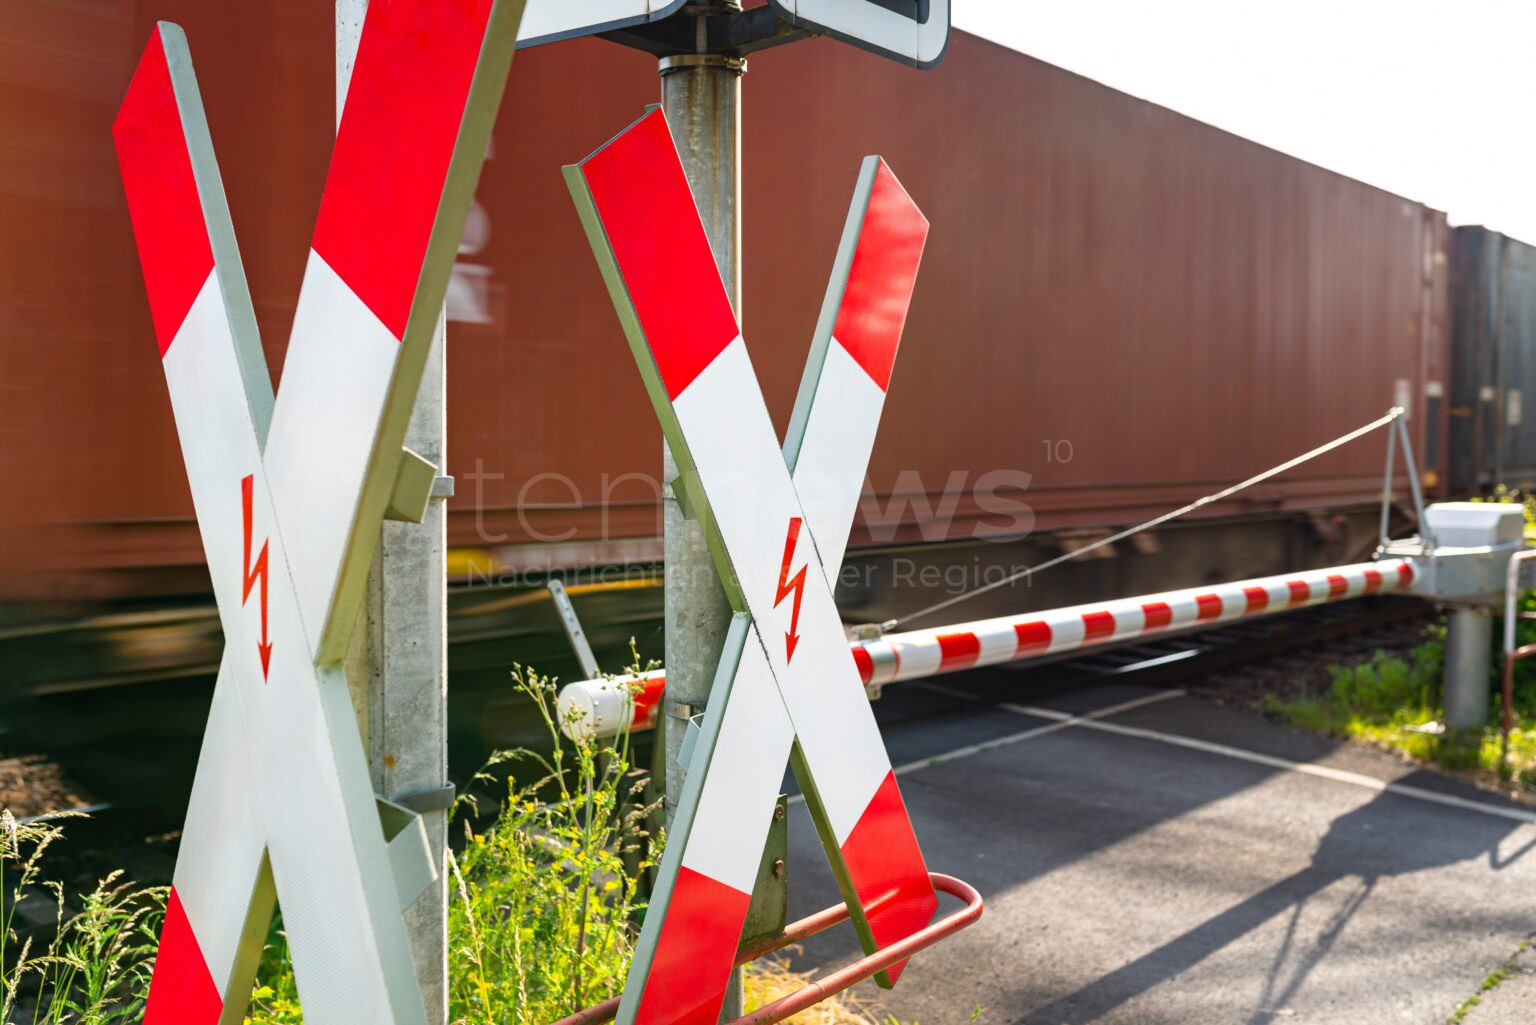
(516, 0, 687, 47)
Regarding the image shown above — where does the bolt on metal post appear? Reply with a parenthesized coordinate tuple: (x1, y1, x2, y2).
(660, 9, 748, 1017)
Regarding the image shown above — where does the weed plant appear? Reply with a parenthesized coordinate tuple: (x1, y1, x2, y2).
(1264, 486, 1536, 785)
(1, 812, 165, 1025)
(7, 655, 907, 1025)
(443, 662, 659, 1023)
(246, 659, 662, 1025)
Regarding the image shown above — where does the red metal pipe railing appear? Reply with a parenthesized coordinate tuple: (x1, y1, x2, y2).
(548, 872, 984, 1025)
(1501, 549, 1536, 752)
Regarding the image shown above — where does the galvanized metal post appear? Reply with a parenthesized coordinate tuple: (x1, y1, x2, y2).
(1445, 605, 1493, 733)
(338, 4, 451, 1022)
(660, 11, 748, 1017)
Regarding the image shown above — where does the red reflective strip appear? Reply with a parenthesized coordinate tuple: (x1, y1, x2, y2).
(936, 632, 981, 672)
(1287, 580, 1311, 607)
(838, 771, 937, 985)
(1327, 574, 1348, 599)
(576, 109, 740, 400)
(113, 27, 214, 357)
(1243, 587, 1269, 613)
(1082, 610, 1116, 642)
(1141, 602, 1173, 631)
(1397, 562, 1414, 587)
(832, 161, 928, 392)
(1014, 620, 1052, 656)
(632, 867, 752, 1025)
(632, 675, 665, 730)
(1363, 568, 1383, 593)
(852, 645, 875, 684)
(1195, 594, 1223, 620)
(310, 0, 494, 340)
(143, 887, 222, 1025)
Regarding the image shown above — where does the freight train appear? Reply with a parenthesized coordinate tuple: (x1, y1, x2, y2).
(0, 6, 1520, 803)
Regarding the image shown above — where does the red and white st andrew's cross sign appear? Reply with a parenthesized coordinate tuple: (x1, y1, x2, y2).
(113, 2, 525, 1023)
(567, 108, 936, 1025)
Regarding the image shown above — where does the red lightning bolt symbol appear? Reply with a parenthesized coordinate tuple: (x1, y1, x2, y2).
(774, 516, 808, 663)
(241, 474, 272, 679)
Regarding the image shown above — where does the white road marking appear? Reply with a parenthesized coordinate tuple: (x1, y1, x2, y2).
(794, 685, 1536, 827)
(1008, 701, 1536, 826)
(786, 689, 1185, 806)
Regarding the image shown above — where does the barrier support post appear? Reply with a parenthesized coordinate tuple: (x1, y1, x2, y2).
(1445, 606, 1493, 734)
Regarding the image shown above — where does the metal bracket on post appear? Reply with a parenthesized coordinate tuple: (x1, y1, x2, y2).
(375, 796, 438, 912)
(1373, 406, 1437, 559)
(740, 796, 789, 947)
(1375, 410, 1399, 557)
(547, 579, 601, 679)
(385, 446, 438, 524)
(1394, 412, 1436, 552)
(675, 709, 705, 773)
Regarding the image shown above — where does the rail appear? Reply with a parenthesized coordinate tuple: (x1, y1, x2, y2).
(547, 872, 984, 1025)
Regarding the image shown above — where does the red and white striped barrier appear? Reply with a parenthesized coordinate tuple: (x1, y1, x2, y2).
(558, 558, 1418, 739)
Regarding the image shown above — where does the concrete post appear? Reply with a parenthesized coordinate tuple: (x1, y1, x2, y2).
(660, 14, 746, 1018)
(1445, 606, 1493, 734)
(338, 5, 451, 1023)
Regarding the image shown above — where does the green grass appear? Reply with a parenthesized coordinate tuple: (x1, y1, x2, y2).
(1447, 938, 1530, 1024)
(1263, 626, 1536, 786)
(245, 660, 662, 1025)
(1, 812, 165, 1025)
(7, 654, 914, 1024)
(1264, 485, 1536, 787)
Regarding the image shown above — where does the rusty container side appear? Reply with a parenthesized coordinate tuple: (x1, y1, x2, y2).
(732, 33, 1447, 550)
(0, 17, 1450, 600)
(450, 31, 1450, 555)
(1448, 225, 1536, 494)
(0, 2, 333, 600)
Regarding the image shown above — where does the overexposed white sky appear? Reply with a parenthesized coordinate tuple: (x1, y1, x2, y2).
(955, 0, 1536, 240)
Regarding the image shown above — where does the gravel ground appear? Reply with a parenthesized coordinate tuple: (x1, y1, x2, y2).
(0, 752, 91, 821)
(1182, 608, 1536, 811)
(1186, 611, 1440, 712)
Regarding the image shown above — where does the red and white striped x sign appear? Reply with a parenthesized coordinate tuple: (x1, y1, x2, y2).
(113, 3, 523, 1023)
(566, 109, 937, 1025)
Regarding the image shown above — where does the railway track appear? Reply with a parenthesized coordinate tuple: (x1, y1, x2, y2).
(2, 594, 1433, 857)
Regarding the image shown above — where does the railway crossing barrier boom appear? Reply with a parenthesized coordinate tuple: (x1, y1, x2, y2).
(559, 504, 1535, 742)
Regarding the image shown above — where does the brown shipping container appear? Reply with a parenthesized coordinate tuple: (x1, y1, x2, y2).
(0, 10, 1448, 601)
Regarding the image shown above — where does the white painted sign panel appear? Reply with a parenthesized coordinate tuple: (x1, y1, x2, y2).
(517, 0, 687, 47)
(770, 0, 950, 67)
(113, 1, 523, 1021)
(566, 107, 937, 1025)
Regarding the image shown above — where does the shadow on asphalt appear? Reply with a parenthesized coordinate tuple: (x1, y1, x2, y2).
(1018, 786, 1533, 1024)
(783, 669, 1536, 1024)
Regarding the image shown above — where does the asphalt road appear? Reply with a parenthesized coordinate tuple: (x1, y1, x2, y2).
(780, 669, 1536, 1025)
